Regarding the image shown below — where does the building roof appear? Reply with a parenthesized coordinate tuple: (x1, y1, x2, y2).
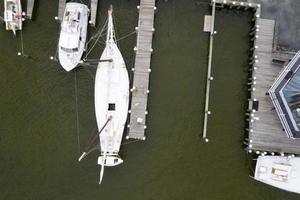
(269, 51, 300, 139)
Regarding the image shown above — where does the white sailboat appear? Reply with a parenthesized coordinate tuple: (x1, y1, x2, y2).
(58, 1, 89, 71)
(4, 0, 23, 35)
(255, 156, 300, 194)
(94, 6, 129, 184)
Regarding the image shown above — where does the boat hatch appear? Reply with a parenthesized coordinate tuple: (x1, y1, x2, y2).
(108, 103, 115, 111)
(271, 163, 291, 182)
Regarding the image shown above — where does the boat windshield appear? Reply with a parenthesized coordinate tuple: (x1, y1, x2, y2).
(62, 11, 81, 33)
(60, 47, 78, 53)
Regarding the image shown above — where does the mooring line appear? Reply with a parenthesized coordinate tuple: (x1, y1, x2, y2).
(74, 70, 81, 155)
(116, 30, 136, 42)
(121, 139, 140, 146)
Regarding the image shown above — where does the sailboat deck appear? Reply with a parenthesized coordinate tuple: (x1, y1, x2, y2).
(127, 0, 156, 140)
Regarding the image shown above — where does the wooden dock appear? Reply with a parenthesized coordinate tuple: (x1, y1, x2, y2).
(58, 0, 66, 21)
(203, 0, 261, 140)
(26, 0, 35, 19)
(248, 19, 300, 154)
(90, 0, 98, 26)
(126, 0, 156, 140)
(213, 0, 261, 15)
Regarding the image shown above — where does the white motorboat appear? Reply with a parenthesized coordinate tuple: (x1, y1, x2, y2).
(4, 0, 23, 35)
(94, 6, 129, 184)
(255, 156, 300, 194)
(58, 1, 89, 71)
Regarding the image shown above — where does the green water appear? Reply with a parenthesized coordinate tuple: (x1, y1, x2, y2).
(0, 0, 300, 199)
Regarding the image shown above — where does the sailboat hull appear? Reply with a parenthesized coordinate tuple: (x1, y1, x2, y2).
(95, 42, 129, 164)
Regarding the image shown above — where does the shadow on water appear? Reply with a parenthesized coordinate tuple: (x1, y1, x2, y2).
(1, 0, 300, 200)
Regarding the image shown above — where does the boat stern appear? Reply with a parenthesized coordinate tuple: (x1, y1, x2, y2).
(97, 155, 123, 167)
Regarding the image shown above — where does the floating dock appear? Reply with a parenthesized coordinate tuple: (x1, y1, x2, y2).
(58, 0, 66, 21)
(90, 0, 99, 26)
(203, 0, 261, 140)
(26, 0, 35, 19)
(202, 0, 216, 140)
(126, 0, 156, 140)
(247, 19, 300, 154)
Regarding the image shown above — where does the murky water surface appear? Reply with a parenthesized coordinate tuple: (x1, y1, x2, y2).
(0, 0, 299, 199)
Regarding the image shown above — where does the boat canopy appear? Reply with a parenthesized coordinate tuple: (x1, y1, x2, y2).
(255, 156, 300, 194)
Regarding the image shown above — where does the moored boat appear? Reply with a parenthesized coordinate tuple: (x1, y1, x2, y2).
(4, 0, 23, 35)
(58, 1, 89, 71)
(94, 6, 129, 184)
(255, 156, 300, 194)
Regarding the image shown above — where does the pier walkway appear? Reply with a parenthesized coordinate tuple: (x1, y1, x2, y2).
(248, 19, 300, 154)
(126, 0, 156, 140)
(202, 0, 216, 140)
(90, 0, 99, 26)
(58, 0, 66, 21)
(26, 0, 35, 19)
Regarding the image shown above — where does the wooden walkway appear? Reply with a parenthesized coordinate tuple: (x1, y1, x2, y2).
(248, 19, 300, 154)
(203, 0, 261, 140)
(57, 0, 66, 21)
(126, 0, 156, 140)
(26, 0, 35, 19)
(90, 0, 99, 26)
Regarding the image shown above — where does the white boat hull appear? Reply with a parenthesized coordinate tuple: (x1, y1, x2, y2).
(95, 42, 129, 164)
(4, 0, 22, 35)
(94, 8, 129, 167)
(58, 2, 89, 71)
(255, 156, 300, 194)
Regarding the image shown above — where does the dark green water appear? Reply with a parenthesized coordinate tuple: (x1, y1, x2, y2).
(0, 0, 300, 199)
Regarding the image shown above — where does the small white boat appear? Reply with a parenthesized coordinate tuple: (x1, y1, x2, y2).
(255, 156, 300, 194)
(58, 1, 89, 71)
(4, 0, 23, 35)
(94, 6, 129, 184)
